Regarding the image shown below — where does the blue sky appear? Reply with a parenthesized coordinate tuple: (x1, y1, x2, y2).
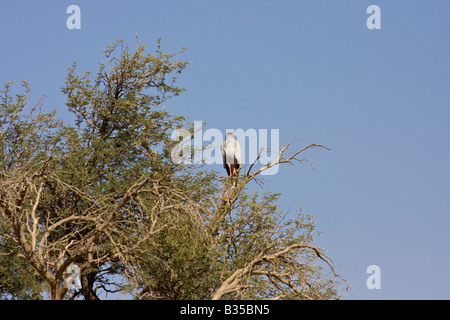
(1, 0, 449, 299)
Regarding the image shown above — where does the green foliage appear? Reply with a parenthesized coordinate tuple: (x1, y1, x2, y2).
(0, 241, 47, 300)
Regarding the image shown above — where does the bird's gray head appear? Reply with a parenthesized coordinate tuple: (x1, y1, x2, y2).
(225, 132, 235, 140)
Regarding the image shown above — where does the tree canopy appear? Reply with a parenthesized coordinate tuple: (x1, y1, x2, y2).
(0, 39, 348, 300)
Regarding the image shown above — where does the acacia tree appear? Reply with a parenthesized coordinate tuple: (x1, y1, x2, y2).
(0, 39, 348, 300)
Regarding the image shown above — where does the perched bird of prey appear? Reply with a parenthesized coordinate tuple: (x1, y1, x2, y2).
(221, 132, 242, 177)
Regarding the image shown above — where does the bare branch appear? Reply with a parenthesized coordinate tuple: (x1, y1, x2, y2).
(247, 143, 331, 180)
(212, 243, 341, 300)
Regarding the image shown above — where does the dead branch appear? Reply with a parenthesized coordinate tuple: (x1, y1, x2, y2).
(212, 243, 341, 300)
